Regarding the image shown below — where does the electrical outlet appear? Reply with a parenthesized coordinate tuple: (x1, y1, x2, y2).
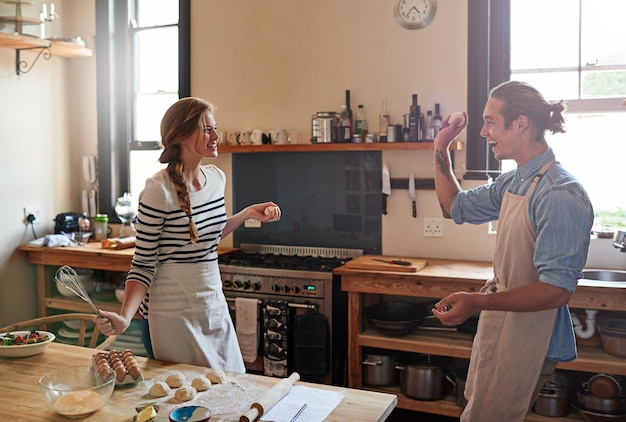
(244, 219, 262, 229)
(23, 207, 42, 225)
(423, 217, 443, 237)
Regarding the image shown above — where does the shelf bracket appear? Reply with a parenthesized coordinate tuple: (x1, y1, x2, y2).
(16, 45, 52, 76)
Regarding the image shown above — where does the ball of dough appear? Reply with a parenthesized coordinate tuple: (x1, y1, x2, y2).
(174, 385, 197, 402)
(149, 381, 171, 398)
(205, 368, 226, 384)
(165, 371, 186, 388)
(449, 112, 466, 127)
(191, 377, 212, 391)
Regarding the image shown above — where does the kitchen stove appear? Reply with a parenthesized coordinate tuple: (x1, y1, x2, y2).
(219, 243, 362, 384)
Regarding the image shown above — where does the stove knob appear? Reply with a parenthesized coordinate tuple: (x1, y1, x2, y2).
(243, 281, 251, 290)
(293, 285, 301, 294)
(233, 280, 243, 289)
(252, 282, 262, 291)
(272, 284, 281, 292)
(223, 280, 232, 288)
(282, 285, 291, 293)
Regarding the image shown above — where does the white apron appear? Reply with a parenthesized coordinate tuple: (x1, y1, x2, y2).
(147, 262, 245, 373)
(462, 160, 557, 421)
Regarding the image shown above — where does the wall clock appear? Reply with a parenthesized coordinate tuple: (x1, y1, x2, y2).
(394, 0, 437, 30)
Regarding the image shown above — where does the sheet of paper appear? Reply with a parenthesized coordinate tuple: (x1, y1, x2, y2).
(260, 385, 346, 422)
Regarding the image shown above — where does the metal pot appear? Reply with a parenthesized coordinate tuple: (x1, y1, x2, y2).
(446, 367, 468, 408)
(362, 353, 398, 386)
(396, 359, 445, 400)
(577, 389, 626, 415)
(364, 301, 431, 337)
(311, 111, 338, 143)
(533, 373, 570, 417)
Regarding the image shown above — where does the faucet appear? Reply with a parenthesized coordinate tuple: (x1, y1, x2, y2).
(614, 230, 626, 252)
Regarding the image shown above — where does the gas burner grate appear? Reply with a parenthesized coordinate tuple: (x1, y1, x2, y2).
(238, 243, 363, 259)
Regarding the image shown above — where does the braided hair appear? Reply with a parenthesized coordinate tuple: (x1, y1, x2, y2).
(158, 97, 213, 243)
(490, 81, 566, 142)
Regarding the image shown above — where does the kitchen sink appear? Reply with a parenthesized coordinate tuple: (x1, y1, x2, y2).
(582, 270, 626, 282)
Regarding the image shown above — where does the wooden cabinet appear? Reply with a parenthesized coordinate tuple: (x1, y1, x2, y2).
(336, 260, 626, 421)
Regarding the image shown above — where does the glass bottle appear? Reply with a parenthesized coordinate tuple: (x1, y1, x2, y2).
(354, 104, 368, 138)
(379, 98, 390, 137)
(433, 103, 442, 136)
(339, 105, 351, 143)
(345, 90, 353, 140)
(409, 94, 419, 142)
(425, 110, 434, 141)
(114, 192, 137, 238)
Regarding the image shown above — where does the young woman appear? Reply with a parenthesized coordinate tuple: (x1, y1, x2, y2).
(96, 97, 281, 372)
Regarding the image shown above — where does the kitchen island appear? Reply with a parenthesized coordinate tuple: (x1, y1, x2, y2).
(0, 342, 397, 421)
(336, 257, 626, 420)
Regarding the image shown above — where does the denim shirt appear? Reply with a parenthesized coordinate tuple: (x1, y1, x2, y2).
(451, 148, 594, 362)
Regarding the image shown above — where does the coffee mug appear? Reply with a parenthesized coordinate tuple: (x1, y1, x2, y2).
(239, 130, 252, 145)
(270, 129, 288, 145)
(218, 131, 225, 145)
(251, 129, 264, 145)
(226, 132, 239, 146)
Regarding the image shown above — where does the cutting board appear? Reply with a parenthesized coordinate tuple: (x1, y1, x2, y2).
(344, 255, 428, 273)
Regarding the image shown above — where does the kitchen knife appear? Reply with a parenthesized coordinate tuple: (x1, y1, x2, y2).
(382, 163, 391, 215)
(409, 173, 416, 218)
(372, 258, 412, 266)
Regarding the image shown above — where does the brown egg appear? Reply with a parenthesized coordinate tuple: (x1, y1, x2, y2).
(112, 360, 125, 371)
(108, 350, 120, 359)
(98, 365, 113, 382)
(110, 356, 122, 365)
(93, 352, 105, 363)
(124, 355, 137, 366)
(115, 365, 127, 381)
(95, 357, 108, 368)
(121, 349, 133, 358)
(127, 364, 141, 379)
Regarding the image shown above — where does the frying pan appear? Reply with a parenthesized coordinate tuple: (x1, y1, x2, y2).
(365, 301, 432, 337)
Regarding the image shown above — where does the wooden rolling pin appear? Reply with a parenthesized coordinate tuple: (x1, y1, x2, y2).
(240, 372, 300, 422)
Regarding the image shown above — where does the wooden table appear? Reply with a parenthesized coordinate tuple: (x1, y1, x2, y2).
(0, 342, 397, 421)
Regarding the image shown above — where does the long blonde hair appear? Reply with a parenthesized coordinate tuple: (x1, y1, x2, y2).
(158, 97, 214, 243)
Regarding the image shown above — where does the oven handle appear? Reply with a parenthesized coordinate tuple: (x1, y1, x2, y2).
(225, 297, 317, 311)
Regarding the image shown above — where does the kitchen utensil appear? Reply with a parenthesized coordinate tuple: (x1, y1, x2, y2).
(251, 129, 264, 145)
(577, 389, 626, 415)
(533, 373, 570, 417)
(169, 406, 212, 422)
(382, 163, 391, 215)
(372, 258, 412, 266)
(270, 128, 288, 145)
(362, 352, 398, 386)
(54, 265, 103, 317)
(587, 374, 623, 399)
(409, 173, 416, 217)
(290, 403, 307, 422)
(446, 366, 468, 408)
(396, 358, 445, 400)
(39, 366, 115, 418)
(311, 112, 338, 143)
(240, 372, 300, 422)
(364, 301, 430, 337)
(578, 408, 626, 422)
(344, 255, 427, 273)
(597, 319, 626, 357)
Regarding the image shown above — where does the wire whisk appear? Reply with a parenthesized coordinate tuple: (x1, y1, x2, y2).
(54, 265, 103, 317)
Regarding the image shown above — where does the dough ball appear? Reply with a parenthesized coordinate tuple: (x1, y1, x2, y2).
(205, 368, 226, 384)
(165, 371, 186, 388)
(174, 385, 197, 402)
(191, 377, 212, 391)
(149, 381, 171, 398)
(449, 112, 466, 127)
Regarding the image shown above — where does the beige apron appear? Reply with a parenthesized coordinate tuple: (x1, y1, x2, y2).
(462, 160, 557, 421)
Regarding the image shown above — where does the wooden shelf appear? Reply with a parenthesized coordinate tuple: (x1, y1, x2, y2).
(360, 329, 474, 359)
(217, 140, 463, 154)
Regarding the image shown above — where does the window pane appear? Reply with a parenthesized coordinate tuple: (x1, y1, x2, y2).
(550, 111, 626, 217)
(136, 0, 178, 26)
(511, 71, 580, 101)
(582, 70, 626, 98)
(136, 27, 179, 93)
(129, 150, 166, 210)
(135, 93, 179, 141)
(510, 0, 580, 70)
(581, 0, 626, 67)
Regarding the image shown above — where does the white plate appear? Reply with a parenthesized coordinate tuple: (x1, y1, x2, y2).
(58, 327, 93, 339)
(63, 319, 95, 330)
(0, 331, 55, 358)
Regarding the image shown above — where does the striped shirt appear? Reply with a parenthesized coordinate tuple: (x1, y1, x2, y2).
(126, 165, 228, 318)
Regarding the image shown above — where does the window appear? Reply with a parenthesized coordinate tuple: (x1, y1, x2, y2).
(468, 0, 626, 230)
(95, 0, 190, 219)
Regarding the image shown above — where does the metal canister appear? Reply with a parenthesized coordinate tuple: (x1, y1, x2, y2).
(311, 112, 338, 143)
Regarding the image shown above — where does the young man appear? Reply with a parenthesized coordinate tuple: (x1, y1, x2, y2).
(432, 81, 594, 421)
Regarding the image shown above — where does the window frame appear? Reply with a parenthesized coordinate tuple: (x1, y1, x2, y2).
(95, 0, 190, 220)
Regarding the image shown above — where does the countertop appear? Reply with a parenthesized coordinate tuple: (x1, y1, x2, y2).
(0, 343, 397, 422)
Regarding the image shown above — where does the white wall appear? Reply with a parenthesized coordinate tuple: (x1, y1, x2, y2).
(0, 0, 623, 326)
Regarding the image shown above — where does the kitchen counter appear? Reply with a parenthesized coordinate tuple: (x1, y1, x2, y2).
(0, 342, 397, 421)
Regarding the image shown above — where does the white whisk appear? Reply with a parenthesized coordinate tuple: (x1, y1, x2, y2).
(54, 265, 103, 317)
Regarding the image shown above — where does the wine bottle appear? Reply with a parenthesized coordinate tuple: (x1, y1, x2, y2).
(345, 90, 353, 141)
(409, 94, 419, 142)
(433, 103, 442, 135)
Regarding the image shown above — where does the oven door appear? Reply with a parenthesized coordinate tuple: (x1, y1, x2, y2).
(224, 291, 328, 381)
